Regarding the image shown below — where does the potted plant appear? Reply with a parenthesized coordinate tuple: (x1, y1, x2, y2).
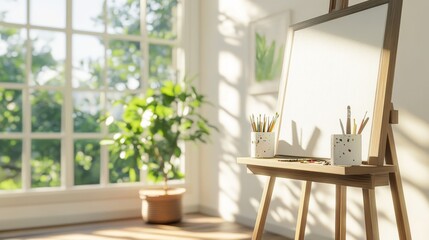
(102, 79, 215, 224)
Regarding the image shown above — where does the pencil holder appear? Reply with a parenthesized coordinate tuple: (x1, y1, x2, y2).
(331, 134, 362, 166)
(251, 132, 275, 158)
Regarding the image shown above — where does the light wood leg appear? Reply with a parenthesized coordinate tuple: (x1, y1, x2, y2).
(386, 126, 412, 240)
(363, 188, 379, 240)
(252, 176, 276, 240)
(295, 181, 312, 240)
(335, 185, 347, 240)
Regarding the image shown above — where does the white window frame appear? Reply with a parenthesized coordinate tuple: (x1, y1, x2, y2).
(0, 0, 200, 231)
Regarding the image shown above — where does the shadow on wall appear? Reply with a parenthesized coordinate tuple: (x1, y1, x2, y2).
(393, 108, 429, 238)
(199, 0, 250, 222)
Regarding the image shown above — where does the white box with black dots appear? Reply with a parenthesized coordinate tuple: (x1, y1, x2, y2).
(251, 132, 275, 158)
(331, 134, 362, 166)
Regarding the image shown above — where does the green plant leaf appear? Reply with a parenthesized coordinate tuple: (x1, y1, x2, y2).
(129, 167, 137, 182)
(174, 146, 181, 158)
(182, 119, 193, 129)
(160, 81, 175, 96)
(155, 104, 173, 117)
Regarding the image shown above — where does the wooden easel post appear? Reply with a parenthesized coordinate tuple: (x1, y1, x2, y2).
(385, 105, 412, 239)
(252, 176, 276, 240)
(335, 185, 347, 240)
(295, 181, 312, 240)
(329, 0, 349, 12)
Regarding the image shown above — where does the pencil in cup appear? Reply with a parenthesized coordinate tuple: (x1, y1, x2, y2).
(249, 113, 279, 132)
(339, 108, 370, 135)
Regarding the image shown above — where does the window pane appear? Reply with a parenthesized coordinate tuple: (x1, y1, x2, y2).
(73, 91, 101, 133)
(73, 0, 104, 32)
(109, 144, 140, 184)
(0, 139, 22, 190)
(0, 89, 22, 132)
(31, 30, 65, 86)
(0, 0, 26, 24)
(0, 27, 26, 83)
(31, 139, 61, 188)
(146, 0, 178, 40)
(149, 44, 174, 85)
(107, 0, 140, 35)
(106, 93, 124, 133)
(107, 40, 141, 90)
(30, 0, 65, 28)
(74, 139, 100, 185)
(72, 35, 104, 89)
(31, 90, 63, 132)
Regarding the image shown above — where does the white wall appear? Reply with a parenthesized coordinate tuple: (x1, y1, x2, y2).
(199, 0, 429, 239)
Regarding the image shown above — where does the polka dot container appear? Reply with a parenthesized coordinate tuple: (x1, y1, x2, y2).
(251, 132, 275, 158)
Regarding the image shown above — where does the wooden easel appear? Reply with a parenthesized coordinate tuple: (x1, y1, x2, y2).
(237, 1, 412, 239)
(238, 104, 411, 240)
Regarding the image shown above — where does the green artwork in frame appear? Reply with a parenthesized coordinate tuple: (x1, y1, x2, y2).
(249, 10, 290, 95)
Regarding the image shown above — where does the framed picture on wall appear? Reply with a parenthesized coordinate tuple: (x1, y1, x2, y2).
(249, 10, 291, 95)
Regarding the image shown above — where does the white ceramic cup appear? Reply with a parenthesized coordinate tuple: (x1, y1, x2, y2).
(331, 134, 362, 166)
(251, 132, 275, 158)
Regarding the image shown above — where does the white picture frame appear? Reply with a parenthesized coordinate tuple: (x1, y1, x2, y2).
(249, 11, 291, 95)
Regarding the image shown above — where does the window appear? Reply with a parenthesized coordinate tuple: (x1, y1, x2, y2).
(0, 0, 180, 191)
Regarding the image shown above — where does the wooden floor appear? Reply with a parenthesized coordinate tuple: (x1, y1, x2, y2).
(0, 213, 287, 240)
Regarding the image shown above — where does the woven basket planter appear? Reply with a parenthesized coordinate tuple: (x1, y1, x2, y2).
(139, 188, 186, 224)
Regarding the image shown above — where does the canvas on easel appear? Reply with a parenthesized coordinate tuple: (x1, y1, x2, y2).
(274, 0, 400, 166)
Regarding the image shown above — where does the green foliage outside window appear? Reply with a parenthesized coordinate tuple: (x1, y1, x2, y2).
(0, 139, 22, 190)
(31, 90, 63, 132)
(0, 89, 22, 132)
(31, 139, 61, 188)
(0, 27, 26, 84)
(74, 140, 101, 185)
(146, 0, 178, 39)
(107, 40, 141, 90)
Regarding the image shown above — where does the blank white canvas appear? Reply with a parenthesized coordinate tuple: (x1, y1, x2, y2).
(276, 4, 388, 159)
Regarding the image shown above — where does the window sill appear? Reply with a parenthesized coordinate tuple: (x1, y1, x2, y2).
(0, 181, 192, 231)
(0, 182, 186, 207)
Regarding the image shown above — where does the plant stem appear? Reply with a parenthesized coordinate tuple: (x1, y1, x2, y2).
(163, 174, 168, 193)
(154, 146, 169, 194)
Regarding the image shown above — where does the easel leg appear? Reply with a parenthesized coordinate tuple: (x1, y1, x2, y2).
(386, 126, 412, 239)
(295, 181, 312, 240)
(335, 185, 347, 240)
(363, 188, 379, 240)
(252, 176, 276, 240)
